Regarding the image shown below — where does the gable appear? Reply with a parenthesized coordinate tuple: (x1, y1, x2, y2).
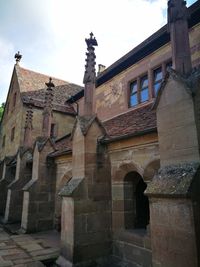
(1, 65, 22, 123)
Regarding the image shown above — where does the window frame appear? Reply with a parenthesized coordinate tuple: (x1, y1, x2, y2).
(128, 73, 149, 108)
(153, 66, 163, 97)
(129, 80, 138, 107)
(140, 74, 149, 103)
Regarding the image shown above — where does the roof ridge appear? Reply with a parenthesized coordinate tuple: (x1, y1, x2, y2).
(15, 64, 69, 84)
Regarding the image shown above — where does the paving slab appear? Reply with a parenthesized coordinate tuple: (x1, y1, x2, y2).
(0, 225, 60, 266)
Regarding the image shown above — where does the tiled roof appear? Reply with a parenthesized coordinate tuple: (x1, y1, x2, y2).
(15, 64, 78, 92)
(15, 65, 83, 114)
(49, 134, 72, 157)
(49, 103, 157, 157)
(102, 103, 157, 140)
(21, 84, 83, 114)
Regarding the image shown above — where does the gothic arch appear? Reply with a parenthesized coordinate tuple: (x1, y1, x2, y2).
(112, 161, 150, 230)
(112, 161, 143, 182)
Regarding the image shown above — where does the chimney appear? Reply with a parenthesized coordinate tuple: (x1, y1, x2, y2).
(97, 64, 106, 76)
(24, 105, 33, 148)
(42, 78, 55, 137)
(168, 0, 192, 75)
(83, 32, 98, 116)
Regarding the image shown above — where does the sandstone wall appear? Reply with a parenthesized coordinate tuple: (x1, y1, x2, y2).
(95, 23, 200, 121)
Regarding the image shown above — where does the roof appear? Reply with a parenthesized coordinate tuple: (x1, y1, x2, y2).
(21, 84, 83, 114)
(48, 134, 72, 157)
(102, 103, 157, 141)
(15, 65, 83, 114)
(96, 1, 200, 87)
(15, 64, 74, 92)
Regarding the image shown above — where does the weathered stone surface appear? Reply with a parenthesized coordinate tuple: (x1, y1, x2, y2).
(59, 178, 84, 197)
(146, 162, 199, 197)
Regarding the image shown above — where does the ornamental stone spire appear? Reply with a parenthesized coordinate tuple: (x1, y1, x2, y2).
(168, 0, 192, 75)
(15, 51, 22, 64)
(42, 78, 55, 137)
(83, 32, 98, 116)
(24, 105, 33, 148)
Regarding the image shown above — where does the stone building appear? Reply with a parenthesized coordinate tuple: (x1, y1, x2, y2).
(0, 62, 82, 231)
(0, 0, 200, 267)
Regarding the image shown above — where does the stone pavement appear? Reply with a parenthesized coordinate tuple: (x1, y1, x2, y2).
(0, 225, 60, 266)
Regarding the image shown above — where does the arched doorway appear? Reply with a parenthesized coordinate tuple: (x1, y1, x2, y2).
(55, 172, 72, 231)
(124, 171, 149, 230)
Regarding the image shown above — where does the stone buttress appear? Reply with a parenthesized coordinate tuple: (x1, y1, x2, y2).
(146, 2, 200, 265)
(57, 34, 112, 267)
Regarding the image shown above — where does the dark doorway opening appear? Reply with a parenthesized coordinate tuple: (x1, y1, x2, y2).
(135, 178, 149, 229)
(124, 172, 149, 230)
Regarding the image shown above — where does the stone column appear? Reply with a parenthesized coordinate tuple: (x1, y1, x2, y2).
(4, 149, 33, 224)
(82, 32, 98, 116)
(168, 0, 192, 75)
(24, 105, 33, 148)
(146, 70, 200, 267)
(57, 116, 111, 267)
(42, 78, 54, 137)
(21, 139, 56, 233)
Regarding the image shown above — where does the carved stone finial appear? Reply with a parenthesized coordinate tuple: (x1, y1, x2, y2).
(85, 32, 98, 47)
(83, 33, 98, 84)
(45, 77, 55, 88)
(42, 78, 54, 137)
(82, 33, 98, 116)
(15, 51, 22, 64)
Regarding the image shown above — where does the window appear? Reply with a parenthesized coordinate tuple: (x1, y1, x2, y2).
(13, 92, 17, 107)
(129, 74, 149, 107)
(124, 172, 149, 230)
(2, 136, 5, 147)
(129, 81, 138, 107)
(140, 75, 149, 102)
(50, 123, 57, 139)
(11, 127, 15, 141)
(153, 67, 163, 96)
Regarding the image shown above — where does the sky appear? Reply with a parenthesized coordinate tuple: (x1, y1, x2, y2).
(0, 0, 197, 104)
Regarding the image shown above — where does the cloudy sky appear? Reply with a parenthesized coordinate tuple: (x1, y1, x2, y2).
(0, 0, 196, 104)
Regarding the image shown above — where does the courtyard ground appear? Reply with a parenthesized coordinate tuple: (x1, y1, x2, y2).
(0, 224, 60, 266)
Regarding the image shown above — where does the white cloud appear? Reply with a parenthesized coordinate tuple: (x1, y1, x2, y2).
(0, 0, 196, 103)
